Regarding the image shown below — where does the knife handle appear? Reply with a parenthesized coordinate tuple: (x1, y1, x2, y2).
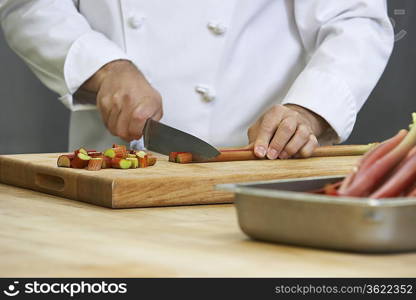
(193, 144, 377, 163)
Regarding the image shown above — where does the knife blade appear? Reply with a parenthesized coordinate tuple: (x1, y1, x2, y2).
(143, 119, 220, 159)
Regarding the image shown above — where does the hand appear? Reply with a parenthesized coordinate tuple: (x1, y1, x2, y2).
(248, 104, 329, 159)
(80, 60, 163, 141)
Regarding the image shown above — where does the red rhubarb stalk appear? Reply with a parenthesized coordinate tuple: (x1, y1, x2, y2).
(358, 129, 407, 171)
(337, 170, 356, 194)
(340, 114, 416, 197)
(338, 130, 407, 193)
(406, 183, 416, 197)
(370, 148, 416, 198)
(324, 181, 342, 196)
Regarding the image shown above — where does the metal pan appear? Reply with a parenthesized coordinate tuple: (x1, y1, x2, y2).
(217, 176, 416, 253)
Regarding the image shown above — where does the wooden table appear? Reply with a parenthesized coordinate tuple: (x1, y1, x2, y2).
(1, 183, 416, 277)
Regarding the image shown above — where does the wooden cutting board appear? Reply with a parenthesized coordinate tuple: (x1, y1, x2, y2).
(0, 153, 359, 208)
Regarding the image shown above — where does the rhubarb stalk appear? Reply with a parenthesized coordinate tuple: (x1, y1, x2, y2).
(370, 145, 416, 198)
(340, 113, 416, 197)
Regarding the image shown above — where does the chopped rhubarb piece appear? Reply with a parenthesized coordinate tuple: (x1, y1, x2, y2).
(71, 152, 91, 169)
(126, 157, 139, 169)
(147, 156, 157, 166)
(136, 151, 147, 158)
(169, 152, 177, 162)
(74, 148, 88, 155)
(87, 158, 103, 171)
(88, 151, 103, 158)
(169, 152, 186, 162)
(57, 154, 74, 168)
(111, 158, 132, 169)
(176, 153, 193, 164)
(138, 154, 148, 168)
(104, 148, 116, 158)
(323, 182, 342, 196)
(114, 146, 128, 158)
(101, 156, 112, 169)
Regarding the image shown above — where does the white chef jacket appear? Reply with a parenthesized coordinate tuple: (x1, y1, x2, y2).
(0, 0, 394, 150)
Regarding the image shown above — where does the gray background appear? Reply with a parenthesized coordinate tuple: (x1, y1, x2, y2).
(0, 0, 414, 154)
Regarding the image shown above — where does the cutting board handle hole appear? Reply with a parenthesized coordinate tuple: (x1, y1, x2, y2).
(35, 173, 65, 191)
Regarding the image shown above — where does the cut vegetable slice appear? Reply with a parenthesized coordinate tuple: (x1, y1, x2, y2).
(88, 151, 103, 158)
(104, 148, 116, 158)
(87, 158, 103, 171)
(176, 153, 193, 164)
(126, 157, 139, 169)
(111, 158, 132, 169)
(114, 146, 128, 158)
(147, 156, 157, 166)
(101, 156, 112, 169)
(169, 152, 185, 162)
(136, 151, 147, 158)
(75, 148, 88, 155)
(71, 153, 91, 169)
(57, 154, 74, 168)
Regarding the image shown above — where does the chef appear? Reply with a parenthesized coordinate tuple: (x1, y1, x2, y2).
(0, 0, 393, 159)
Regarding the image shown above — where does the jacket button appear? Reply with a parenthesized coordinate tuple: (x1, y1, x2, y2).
(195, 85, 216, 102)
(207, 22, 227, 35)
(128, 16, 145, 29)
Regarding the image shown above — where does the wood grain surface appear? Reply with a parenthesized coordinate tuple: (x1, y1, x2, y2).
(1, 183, 415, 277)
(0, 153, 360, 208)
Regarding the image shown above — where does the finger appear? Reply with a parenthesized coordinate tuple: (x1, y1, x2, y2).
(279, 124, 311, 159)
(107, 107, 121, 136)
(247, 123, 259, 145)
(267, 117, 297, 159)
(243, 143, 254, 150)
(253, 107, 284, 158)
(298, 135, 319, 158)
(97, 94, 112, 124)
(127, 104, 155, 140)
(115, 105, 133, 141)
(152, 108, 163, 121)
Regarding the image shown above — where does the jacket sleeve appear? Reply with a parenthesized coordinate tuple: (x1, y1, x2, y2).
(282, 0, 394, 143)
(0, 0, 130, 111)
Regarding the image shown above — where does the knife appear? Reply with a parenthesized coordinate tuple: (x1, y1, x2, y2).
(143, 119, 220, 159)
